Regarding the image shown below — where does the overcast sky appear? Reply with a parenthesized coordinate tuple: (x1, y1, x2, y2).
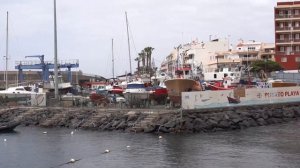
(0, 0, 286, 78)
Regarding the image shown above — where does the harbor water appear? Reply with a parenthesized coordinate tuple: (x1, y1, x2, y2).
(1, 121, 300, 168)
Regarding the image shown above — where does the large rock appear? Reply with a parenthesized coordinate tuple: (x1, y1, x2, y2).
(256, 118, 267, 126)
(116, 120, 127, 130)
(164, 120, 177, 128)
(193, 118, 208, 132)
(218, 120, 231, 129)
(283, 110, 295, 118)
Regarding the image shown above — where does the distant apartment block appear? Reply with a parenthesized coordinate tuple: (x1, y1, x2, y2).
(275, 1, 300, 70)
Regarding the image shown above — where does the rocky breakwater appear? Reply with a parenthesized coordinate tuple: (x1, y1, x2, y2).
(0, 102, 300, 133)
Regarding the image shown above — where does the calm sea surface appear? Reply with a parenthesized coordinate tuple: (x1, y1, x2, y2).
(1, 121, 300, 168)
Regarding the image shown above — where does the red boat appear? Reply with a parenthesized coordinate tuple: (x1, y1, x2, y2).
(147, 86, 168, 104)
(207, 81, 235, 90)
(109, 85, 124, 95)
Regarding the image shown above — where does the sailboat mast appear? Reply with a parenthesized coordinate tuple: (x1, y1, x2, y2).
(125, 12, 132, 74)
(5, 11, 9, 89)
(53, 0, 59, 99)
(112, 38, 114, 80)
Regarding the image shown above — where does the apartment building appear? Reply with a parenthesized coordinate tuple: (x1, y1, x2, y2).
(207, 40, 275, 71)
(275, 1, 300, 70)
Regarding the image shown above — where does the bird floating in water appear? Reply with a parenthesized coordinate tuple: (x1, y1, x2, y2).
(126, 145, 130, 148)
(159, 136, 163, 139)
(43, 132, 47, 134)
(104, 149, 110, 153)
(71, 131, 74, 135)
(69, 158, 76, 163)
(4, 139, 7, 142)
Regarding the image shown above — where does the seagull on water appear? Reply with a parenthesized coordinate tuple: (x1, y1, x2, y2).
(103, 149, 110, 153)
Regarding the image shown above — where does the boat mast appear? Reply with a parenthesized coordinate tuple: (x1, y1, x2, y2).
(53, 0, 59, 99)
(125, 12, 132, 75)
(5, 11, 9, 89)
(112, 38, 114, 80)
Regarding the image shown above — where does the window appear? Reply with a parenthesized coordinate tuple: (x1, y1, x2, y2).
(281, 57, 287, 62)
(296, 34, 300, 39)
(280, 46, 285, 52)
(288, 22, 292, 27)
(296, 46, 300, 52)
(296, 22, 299, 27)
(279, 10, 284, 16)
(280, 22, 284, 28)
(296, 57, 300, 62)
(289, 34, 293, 40)
(248, 47, 255, 51)
(296, 9, 299, 15)
(280, 34, 285, 40)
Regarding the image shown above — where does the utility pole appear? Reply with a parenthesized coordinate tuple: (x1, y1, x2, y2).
(5, 11, 9, 89)
(125, 12, 132, 74)
(53, 0, 59, 99)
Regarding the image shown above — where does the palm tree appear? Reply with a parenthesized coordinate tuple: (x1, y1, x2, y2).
(144, 47, 154, 72)
(134, 57, 140, 72)
(138, 50, 146, 73)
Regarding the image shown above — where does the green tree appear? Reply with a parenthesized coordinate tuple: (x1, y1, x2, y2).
(139, 50, 146, 72)
(144, 47, 155, 71)
(250, 60, 282, 73)
(134, 57, 140, 72)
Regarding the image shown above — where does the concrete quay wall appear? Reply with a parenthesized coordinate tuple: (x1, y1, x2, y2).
(0, 102, 300, 133)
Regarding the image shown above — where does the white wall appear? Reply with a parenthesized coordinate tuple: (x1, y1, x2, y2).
(182, 86, 300, 109)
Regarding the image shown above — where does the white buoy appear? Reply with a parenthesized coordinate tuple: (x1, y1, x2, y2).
(159, 136, 162, 139)
(70, 158, 75, 163)
(104, 149, 110, 153)
(43, 132, 47, 134)
(4, 139, 7, 142)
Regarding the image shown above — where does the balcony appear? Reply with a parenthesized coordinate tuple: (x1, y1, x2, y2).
(275, 14, 300, 20)
(276, 50, 300, 55)
(275, 26, 300, 32)
(276, 38, 300, 44)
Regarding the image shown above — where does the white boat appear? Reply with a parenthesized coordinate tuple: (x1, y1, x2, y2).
(0, 86, 34, 94)
(0, 86, 35, 103)
(43, 75, 72, 90)
(123, 81, 150, 105)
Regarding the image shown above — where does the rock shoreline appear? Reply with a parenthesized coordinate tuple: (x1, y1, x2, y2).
(0, 102, 300, 133)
